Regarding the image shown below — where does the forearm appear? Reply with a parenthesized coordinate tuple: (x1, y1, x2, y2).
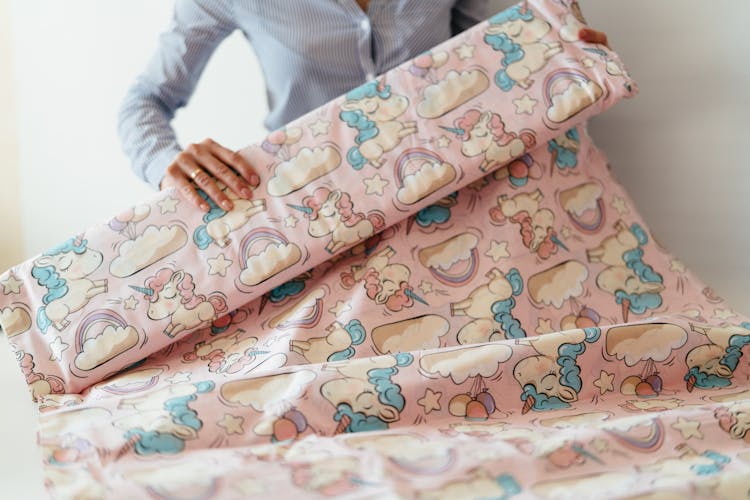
(117, 79, 183, 190)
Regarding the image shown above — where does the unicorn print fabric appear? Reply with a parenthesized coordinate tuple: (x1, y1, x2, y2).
(2, 1, 750, 498)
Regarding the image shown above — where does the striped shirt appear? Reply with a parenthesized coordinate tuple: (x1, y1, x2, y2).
(117, 0, 511, 189)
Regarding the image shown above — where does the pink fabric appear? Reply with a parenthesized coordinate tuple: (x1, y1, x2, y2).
(2, 1, 749, 497)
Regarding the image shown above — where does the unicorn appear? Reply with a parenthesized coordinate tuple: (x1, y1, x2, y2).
(183, 329, 268, 374)
(587, 220, 664, 321)
(114, 381, 214, 455)
(288, 187, 386, 254)
(321, 353, 413, 434)
(31, 236, 108, 333)
(484, 5, 562, 91)
(490, 189, 567, 259)
(451, 267, 526, 343)
(514, 327, 601, 413)
(340, 245, 427, 312)
(290, 319, 366, 363)
(339, 77, 418, 169)
(442, 109, 535, 173)
(131, 268, 228, 337)
(685, 322, 750, 392)
(193, 187, 265, 249)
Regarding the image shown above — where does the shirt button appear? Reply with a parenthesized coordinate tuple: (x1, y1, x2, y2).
(360, 18, 369, 30)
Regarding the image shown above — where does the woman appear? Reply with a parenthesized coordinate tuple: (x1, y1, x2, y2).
(118, 0, 609, 212)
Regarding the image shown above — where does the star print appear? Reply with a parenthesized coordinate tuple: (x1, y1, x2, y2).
(329, 300, 352, 317)
(166, 371, 192, 384)
(418, 388, 442, 414)
(560, 225, 572, 239)
(308, 118, 331, 137)
(207, 254, 232, 277)
(418, 280, 433, 295)
(454, 43, 475, 60)
(284, 214, 299, 228)
(535, 318, 553, 335)
(670, 259, 686, 274)
(218, 413, 245, 435)
(513, 94, 538, 115)
(436, 135, 451, 149)
(671, 417, 703, 440)
(581, 57, 595, 68)
(364, 174, 389, 196)
(485, 240, 510, 263)
(1, 275, 22, 295)
(49, 336, 69, 362)
(157, 196, 179, 214)
(123, 295, 138, 310)
(713, 308, 736, 320)
(611, 196, 628, 216)
(593, 370, 615, 395)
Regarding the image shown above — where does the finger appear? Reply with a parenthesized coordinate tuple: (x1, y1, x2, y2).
(195, 149, 254, 200)
(176, 152, 233, 211)
(166, 163, 210, 212)
(579, 28, 609, 48)
(204, 139, 260, 187)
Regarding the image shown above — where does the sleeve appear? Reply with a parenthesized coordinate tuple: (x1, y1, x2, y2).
(117, 0, 237, 190)
(450, 0, 515, 35)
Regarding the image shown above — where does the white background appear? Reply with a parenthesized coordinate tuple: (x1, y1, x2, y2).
(1, 1, 748, 497)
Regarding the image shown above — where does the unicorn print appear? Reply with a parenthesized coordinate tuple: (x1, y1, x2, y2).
(131, 268, 228, 337)
(288, 187, 385, 254)
(339, 77, 418, 169)
(514, 327, 601, 413)
(31, 236, 108, 333)
(340, 245, 427, 312)
(289, 319, 366, 363)
(443, 109, 536, 173)
(484, 5, 563, 91)
(321, 353, 413, 434)
(685, 322, 750, 392)
(193, 187, 266, 249)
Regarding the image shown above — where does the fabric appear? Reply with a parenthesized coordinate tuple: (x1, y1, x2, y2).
(118, 0, 508, 189)
(2, 1, 750, 498)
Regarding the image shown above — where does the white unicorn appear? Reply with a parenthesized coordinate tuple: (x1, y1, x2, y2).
(193, 187, 266, 249)
(31, 236, 108, 333)
(339, 77, 418, 169)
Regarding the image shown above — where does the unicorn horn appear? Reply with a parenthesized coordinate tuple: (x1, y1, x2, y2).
(405, 288, 429, 306)
(129, 285, 154, 296)
(286, 203, 313, 215)
(439, 125, 465, 137)
(551, 234, 569, 252)
(621, 298, 630, 322)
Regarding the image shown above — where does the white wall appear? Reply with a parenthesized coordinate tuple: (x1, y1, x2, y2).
(1, 1, 749, 497)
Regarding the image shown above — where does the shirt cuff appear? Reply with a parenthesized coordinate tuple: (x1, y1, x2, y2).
(143, 145, 183, 191)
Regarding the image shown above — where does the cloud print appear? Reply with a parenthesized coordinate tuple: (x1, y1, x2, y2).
(417, 69, 489, 118)
(267, 146, 341, 197)
(220, 370, 316, 411)
(372, 315, 450, 354)
(606, 323, 688, 366)
(559, 182, 603, 216)
(110, 225, 187, 277)
(420, 344, 512, 384)
(546, 80, 603, 123)
(397, 160, 456, 205)
(528, 260, 589, 308)
(0, 306, 32, 337)
(75, 325, 139, 371)
(418, 233, 478, 270)
(239, 242, 302, 286)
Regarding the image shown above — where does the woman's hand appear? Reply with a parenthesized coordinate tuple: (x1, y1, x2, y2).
(160, 138, 260, 212)
(578, 28, 609, 49)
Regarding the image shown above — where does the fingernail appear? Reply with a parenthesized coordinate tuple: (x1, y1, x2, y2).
(250, 174, 260, 186)
(241, 187, 253, 198)
(200, 203, 210, 212)
(222, 200, 233, 210)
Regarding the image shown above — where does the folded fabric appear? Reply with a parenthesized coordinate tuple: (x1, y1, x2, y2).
(3, 1, 750, 498)
(0, 0, 635, 394)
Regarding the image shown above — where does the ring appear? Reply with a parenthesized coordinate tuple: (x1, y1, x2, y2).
(189, 167, 202, 180)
